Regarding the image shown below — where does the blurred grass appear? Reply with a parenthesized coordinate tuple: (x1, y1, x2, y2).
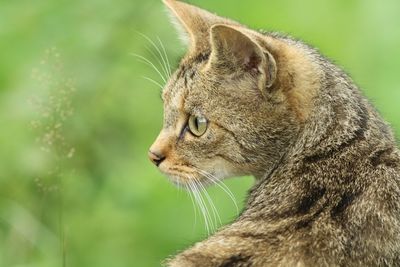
(0, 0, 399, 266)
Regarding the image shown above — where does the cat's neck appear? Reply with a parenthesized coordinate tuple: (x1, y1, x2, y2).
(242, 59, 396, 223)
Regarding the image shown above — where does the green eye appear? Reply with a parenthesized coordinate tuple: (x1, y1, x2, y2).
(188, 115, 208, 137)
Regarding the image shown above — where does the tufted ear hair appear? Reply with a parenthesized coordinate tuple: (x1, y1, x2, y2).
(209, 24, 277, 92)
(163, 0, 238, 52)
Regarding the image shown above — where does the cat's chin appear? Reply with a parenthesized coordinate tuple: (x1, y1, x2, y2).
(164, 173, 197, 188)
(159, 162, 230, 189)
(165, 175, 192, 189)
(163, 171, 216, 190)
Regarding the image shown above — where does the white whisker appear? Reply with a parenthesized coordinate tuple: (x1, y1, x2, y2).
(196, 168, 240, 216)
(196, 185, 214, 232)
(192, 175, 214, 234)
(157, 36, 172, 77)
(130, 53, 167, 83)
(191, 178, 210, 235)
(142, 76, 164, 90)
(194, 176, 222, 227)
(186, 182, 197, 229)
(136, 32, 171, 80)
(144, 45, 170, 80)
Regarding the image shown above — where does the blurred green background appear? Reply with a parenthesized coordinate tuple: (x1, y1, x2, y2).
(0, 0, 399, 266)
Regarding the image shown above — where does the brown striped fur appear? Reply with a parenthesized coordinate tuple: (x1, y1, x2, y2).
(148, 1, 400, 266)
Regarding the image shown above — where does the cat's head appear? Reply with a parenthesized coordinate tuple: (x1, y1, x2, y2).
(149, 0, 319, 187)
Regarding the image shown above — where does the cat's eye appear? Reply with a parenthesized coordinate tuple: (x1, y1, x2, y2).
(188, 115, 208, 137)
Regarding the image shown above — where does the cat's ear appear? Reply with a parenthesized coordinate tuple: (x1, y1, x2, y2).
(209, 24, 277, 91)
(163, 0, 235, 51)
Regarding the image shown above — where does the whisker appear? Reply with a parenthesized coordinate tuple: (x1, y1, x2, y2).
(144, 45, 170, 80)
(141, 76, 164, 90)
(194, 177, 222, 227)
(191, 178, 210, 235)
(192, 176, 214, 233)
(186, 182, 197, 229)
(136, 32, 171, 80)
(157, 36, 172, 77)
(195, 168, 240, 216)
(130, 53, 167, 83)
(198, 169, 237, 206)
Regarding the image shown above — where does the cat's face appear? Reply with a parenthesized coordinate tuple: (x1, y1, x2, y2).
(149, 0, 304, 187)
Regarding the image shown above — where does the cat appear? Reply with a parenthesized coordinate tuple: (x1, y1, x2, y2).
(147, 0, 400, 266)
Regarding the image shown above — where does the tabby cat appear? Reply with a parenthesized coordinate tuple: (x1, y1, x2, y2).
(148, 0, 400, 266)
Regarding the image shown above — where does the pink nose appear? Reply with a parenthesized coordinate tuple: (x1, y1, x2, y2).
(148, 150, 166, 167)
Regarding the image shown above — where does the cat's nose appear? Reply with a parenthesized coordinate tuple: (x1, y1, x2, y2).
(148, 150, 166, 167)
